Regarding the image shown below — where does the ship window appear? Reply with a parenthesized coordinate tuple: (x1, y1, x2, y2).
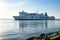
(31, 16, 33, 18)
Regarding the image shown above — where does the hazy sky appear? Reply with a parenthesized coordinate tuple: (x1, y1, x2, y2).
(0, 0, 60, 19)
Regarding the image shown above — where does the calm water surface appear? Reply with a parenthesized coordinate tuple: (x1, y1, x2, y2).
(0, 20, 60, 40)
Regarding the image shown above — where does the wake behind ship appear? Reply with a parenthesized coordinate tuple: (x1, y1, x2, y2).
(13, 11, 55, 20)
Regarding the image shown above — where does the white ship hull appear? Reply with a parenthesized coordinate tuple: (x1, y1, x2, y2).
(13, 16, 55, 20)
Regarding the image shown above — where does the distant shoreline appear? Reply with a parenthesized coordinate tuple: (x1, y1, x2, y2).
(55, 19, 60, 20)
(0, 19, 60, 20)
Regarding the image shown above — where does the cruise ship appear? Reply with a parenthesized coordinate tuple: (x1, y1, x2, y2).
(13, 11, 55, 20)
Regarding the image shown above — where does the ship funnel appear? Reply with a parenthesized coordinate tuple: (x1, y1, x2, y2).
(45, 12, 48, 16)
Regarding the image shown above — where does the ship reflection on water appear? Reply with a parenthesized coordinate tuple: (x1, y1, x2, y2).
(0, 20, 60, 40)
(18, 20, 57, 37)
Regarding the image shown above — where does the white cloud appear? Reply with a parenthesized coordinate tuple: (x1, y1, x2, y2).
(0, 1, 7, 10)
(7, 1, 27, 7)
(0, 0, 28, 19)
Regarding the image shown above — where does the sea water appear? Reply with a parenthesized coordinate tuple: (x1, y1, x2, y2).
(0, 19, 60, 40)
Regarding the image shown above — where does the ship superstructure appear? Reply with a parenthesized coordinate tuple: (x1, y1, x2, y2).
(13, 11, 55, 20)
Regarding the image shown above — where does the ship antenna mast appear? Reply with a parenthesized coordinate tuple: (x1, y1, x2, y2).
(36, 10, 38, 13)
(22, 10, 24, 12)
